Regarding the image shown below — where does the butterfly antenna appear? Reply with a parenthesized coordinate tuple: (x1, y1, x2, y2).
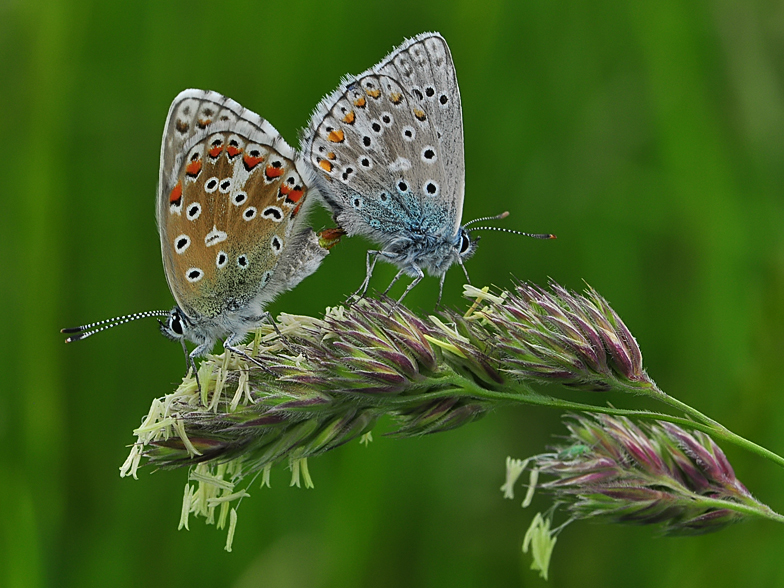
(463, 211, 510, 228)
(61, 310, 171, 342)
(469, 226, 556, 240)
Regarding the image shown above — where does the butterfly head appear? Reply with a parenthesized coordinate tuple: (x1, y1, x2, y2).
(158, 306, 189, 343)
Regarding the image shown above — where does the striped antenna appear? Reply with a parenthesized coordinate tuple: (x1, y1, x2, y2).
(61, 310, 171, 343)
(469, 226, 556, 240)
(463, 211, 510, 228)
(464, 210, 556, 240)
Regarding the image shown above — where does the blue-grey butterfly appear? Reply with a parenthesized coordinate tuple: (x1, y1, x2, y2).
(302, 32, 553, 303)
(63, 89, 342, 378)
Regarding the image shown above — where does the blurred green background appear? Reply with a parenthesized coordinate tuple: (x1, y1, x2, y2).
(2, 0, 783, 586)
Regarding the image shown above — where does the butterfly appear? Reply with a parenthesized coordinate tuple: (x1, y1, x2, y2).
(63, 89, 341, 378)
(301, 32, 553, 303)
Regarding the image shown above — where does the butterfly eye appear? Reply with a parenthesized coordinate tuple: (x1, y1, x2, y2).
(459, 231, 472, 255)
(168, 312, 184, 336)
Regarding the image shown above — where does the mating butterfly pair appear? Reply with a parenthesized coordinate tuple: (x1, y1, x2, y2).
(63, 32, 553, 371)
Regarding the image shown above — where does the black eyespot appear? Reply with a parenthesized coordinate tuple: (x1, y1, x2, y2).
(177, 237, 188, 249)
(353, 197, 362, 208)
(423, 148, 435, 160)
(205, 178, 218, 190)
(380, 192, 388, 202)
(363, 136, 371, 147)
(425, 86, 435, 97)
(361, 157, 371, 167)
(413, 88, 423, 100)
(237, 255, 248, 268)
(426, 182, 437, 194)
(372, 122, 381, 133)
(382, 114, 391, 124)
(439, 94, 448, 105)
(398, 181, 408, 192)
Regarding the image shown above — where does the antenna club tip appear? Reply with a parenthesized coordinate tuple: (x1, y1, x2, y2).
(500, 211, 510, 219)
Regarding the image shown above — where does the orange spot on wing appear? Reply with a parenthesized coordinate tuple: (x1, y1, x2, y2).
(280, 184, 291, 195)
(185, 159, 202, 177)
(209, 145, 223, 158)
(354, 96, 366, 108)
(389, 92, 403, 104)
(266, 164, 284, 178)
(327, 152, 336, 160)
(197, 118, 212, 129)
(286, 188, 304, 203)
(328, 129, 345, 143)
(413, 108, 426, 121)
(291, 200, 303, 217)
(169, 181, 183, 203)
(243, 153, 263, 170)
(366, 88, 381, 98)
(343, 111, 355, 124)
(227, 145, 242, 157)
(318, 160, 333, 172)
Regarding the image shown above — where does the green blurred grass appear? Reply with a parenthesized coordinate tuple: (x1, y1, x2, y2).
(1, 0, 783, 586)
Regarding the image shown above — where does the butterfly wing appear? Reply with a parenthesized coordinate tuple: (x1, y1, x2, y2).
(157, 90, 318, 322)
(302, 32, 465, 245)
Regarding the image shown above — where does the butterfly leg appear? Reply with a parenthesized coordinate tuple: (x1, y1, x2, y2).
(351, 250, 381, 300)
(259, 311, 304, 357)
(224, 340, 276, 376)
(436, 272, 448, 307)
(187, 341, 212, 393)
(395, 265, 424, 304)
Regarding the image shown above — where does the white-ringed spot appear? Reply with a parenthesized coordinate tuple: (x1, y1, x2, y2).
(352, 196, 363, 209)
(261, 270, 273, 284)
(219, 178, 232, 193)
(186, 202, 202, 221)
(186, 268, 204, 282)
(237, 254, 249, 269)
(271, 235, 283, 255)
(232, 192, 247, 206)
(204, 177, 219, 193)
(216, 250, 228, 268)
(358, 155, 373, 169)
(424, 180, 440, 197)
(370, 120, 383, 134)
(174, 234, 191, 254)
(242, 206, 257, 221)
(397, 180, 409, 194)
(205, 225, 228, 247)
(402, 126, 416, 142)
(380, 112, 394, 127)
(262, 206, 283, 222)
(421, 146, 437, 163)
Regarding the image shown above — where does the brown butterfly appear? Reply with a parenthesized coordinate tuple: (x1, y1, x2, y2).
(63, 89, 342, 376)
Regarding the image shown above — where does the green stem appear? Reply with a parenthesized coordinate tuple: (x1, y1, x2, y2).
(414, 371, 784, 470)
(692, 496, 784, 525)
